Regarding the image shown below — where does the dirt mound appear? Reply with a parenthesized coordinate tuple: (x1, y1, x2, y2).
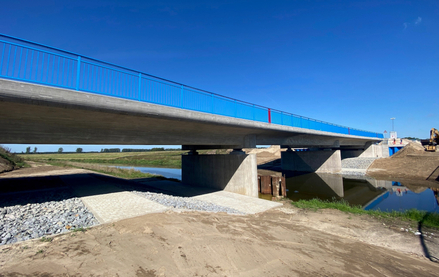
(391, 142, 425, 158)
(0, 156, 14, 173)
(367, 142, 439, 181)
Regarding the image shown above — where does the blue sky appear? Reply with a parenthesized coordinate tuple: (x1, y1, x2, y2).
(1, 0, 438, 152)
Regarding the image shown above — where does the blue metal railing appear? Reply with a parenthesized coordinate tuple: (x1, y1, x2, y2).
(0, 33, 384, 139)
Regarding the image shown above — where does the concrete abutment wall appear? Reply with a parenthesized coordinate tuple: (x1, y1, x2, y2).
(182, 153, 258, 197)
(341, 144, 389, 159)
(281, 150, 342, 173)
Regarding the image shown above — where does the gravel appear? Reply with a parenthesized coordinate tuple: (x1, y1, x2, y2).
(0, 189, 98, 246)
(132, 191, 244, 215)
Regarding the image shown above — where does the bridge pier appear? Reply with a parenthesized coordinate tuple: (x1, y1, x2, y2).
(281, 149, 342, 173)
(181, 150, 258, 197)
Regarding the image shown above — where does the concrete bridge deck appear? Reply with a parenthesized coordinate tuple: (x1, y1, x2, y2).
(0, 78, 380, 149)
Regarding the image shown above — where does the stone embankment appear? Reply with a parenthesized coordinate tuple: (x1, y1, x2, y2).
(340, 157, 379, 176)
(0, 189, 98, 245)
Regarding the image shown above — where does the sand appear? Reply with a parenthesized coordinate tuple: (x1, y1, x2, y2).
(1, 201, 439, 276)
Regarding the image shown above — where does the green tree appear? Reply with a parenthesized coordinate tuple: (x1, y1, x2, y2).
(58, 147, 63, 153)
(33, 147, 37, 154)
(26, 147, 31, 154)
(76, 148, 83, 153)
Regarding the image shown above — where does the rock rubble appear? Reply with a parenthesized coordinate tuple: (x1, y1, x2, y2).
(0, 189, 98, 246)
(341, 157, 379, 169)
(133, 191, 244, 215)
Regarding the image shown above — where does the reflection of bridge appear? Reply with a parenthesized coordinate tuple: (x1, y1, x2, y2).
(285, 173, 392, 207)
(0, 34, 385, 197)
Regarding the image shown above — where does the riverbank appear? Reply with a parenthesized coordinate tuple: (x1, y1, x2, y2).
(1, 200, 439, 276)
(2, 161, 439, 275)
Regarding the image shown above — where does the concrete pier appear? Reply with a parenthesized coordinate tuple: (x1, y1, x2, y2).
(182, 152, 258, 197)
(281, 150, 342, 173)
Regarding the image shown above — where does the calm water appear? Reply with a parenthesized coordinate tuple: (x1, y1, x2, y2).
(116, 165, 438, 213)
(115, 166, 182, 180)
(282, 173, 439, 214)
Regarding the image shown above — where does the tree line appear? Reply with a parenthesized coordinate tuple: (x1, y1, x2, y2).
(23, 147, 181, 154)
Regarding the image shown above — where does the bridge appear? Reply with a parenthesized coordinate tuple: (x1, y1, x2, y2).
(0, 34, 384, 197)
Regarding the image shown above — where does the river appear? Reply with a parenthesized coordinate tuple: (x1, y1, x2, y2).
(115, 166, 182, 180)
(280, 172, 439, 214)
(116, 165, 438, 214)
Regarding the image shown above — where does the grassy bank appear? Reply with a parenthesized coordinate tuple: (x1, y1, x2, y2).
(0, 146, 28, 170)
(20, 151, 188, 168)
(45, 160, 162, 179)
(20, 149, 230, 168)
(292, 198, 439, 229)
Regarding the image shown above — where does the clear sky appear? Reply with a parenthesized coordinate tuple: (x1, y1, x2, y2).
(1, 0, 438, 152)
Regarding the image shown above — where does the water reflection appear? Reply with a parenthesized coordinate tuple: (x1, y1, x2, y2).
(282, 173, 439, 214)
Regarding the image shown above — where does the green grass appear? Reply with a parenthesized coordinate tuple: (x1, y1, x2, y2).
(292, 198, 439, 229)
(43, 160, 162, 180)
(40, 237, 53, 242)
(20, 151, 188, 168)
(71, 227, 88, 233)
(19, 149, 229, 169)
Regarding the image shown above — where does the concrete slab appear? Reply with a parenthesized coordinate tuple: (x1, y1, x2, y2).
(59, 173, 280, 223)
(60, 174, 168, 224)
(193, 191, 282, 214)
(80, 191, 169, 224)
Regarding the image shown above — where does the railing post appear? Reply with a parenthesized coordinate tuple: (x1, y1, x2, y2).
(211, 94, 214, 113)
(268, 108, 271, 123)
(180, 85, 184, 108)
(348, 127, 350, 135)
(0, 44, 5, 75)
(138, 73, 142, 101)
(75, 56, 81, 90)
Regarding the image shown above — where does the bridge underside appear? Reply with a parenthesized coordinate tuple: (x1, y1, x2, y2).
(0, 79, 383, 197)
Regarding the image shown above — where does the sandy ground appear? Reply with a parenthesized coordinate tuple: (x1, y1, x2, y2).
(0, 207, 438, 277)
(1, 199, 439, 276)
(1, 162, 439, 276)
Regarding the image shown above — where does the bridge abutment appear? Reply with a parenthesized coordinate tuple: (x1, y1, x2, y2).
(340, 143, 389, 159)
(281, 149, 342, 173)
(181, 152, 258, 197)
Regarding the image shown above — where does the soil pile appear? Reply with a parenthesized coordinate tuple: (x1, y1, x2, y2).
(391, 142, 426, 158)
(246, 145, 282, 165)
(367, 142, 439, 182)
